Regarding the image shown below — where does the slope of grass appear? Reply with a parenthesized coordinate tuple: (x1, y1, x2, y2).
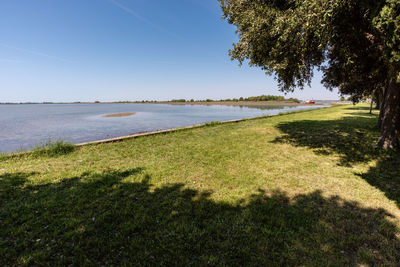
(1, 104, 400, 265)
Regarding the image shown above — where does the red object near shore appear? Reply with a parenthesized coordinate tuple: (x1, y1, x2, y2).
(305, 100, 315, 104)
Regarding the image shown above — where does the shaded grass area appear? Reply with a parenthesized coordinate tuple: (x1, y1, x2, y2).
(1, 104, 400, 265)
(1, 170, 398, 265)
(273, 106, 400, 208)
(273, 110, 381, 166)
(357, 152, 400, 209)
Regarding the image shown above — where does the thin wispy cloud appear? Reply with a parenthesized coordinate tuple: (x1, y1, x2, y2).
(0, 43, 71, 63)
(107, 0, 177, 37)
(0, 58, 23, 63)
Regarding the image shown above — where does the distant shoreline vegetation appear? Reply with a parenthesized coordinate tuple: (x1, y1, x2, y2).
(0, 95, 300, 105)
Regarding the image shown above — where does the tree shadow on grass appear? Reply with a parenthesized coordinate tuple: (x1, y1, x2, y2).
(1, 169, 399, 265)
(357, 153, 400, 207)
(272, 106, 400, 209)
(272, 110, 381, 166)
(345, 106, 372, 111)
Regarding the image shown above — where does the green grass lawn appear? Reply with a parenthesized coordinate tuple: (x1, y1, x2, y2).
(1, 104, 400, 265)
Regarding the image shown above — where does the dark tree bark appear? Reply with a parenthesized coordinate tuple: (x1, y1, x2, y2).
(370, 89, 376, 114)
(375, 89, 382, 110)
(378, 86, 387, 129)
(370, 97, 373, 114)
(378, 78, 400, 149)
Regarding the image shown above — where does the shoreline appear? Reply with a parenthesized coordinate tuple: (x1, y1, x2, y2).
(75, 106, 330, 146)
(2, 105, 332, 156)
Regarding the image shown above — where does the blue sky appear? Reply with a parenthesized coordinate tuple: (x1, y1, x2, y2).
(0, 0, 340, 102)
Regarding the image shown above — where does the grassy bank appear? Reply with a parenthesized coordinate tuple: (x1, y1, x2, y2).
(1, 104, 400, 265)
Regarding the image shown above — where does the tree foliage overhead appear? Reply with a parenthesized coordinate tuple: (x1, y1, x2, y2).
(219, 0, 400, 148)
(219, 0, 399, 91)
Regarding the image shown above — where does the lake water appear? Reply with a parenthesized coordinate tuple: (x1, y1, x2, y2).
(0, 103, 324, 153)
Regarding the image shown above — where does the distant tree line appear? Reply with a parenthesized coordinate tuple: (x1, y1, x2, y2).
(169, 95, 300, 103)
(84, 96, 300, 104)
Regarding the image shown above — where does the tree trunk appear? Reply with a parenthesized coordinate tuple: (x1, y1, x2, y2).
(378, 78, 400, 149)
(370, 98, 373, 114)
(375, 89, 382, 110)
(378, 86, 387, 129)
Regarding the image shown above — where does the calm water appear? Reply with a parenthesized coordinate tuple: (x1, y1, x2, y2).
(0, 103, 324, 153)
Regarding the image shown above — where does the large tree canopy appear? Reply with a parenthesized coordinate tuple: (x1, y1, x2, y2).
(219, 0, 400, 148)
